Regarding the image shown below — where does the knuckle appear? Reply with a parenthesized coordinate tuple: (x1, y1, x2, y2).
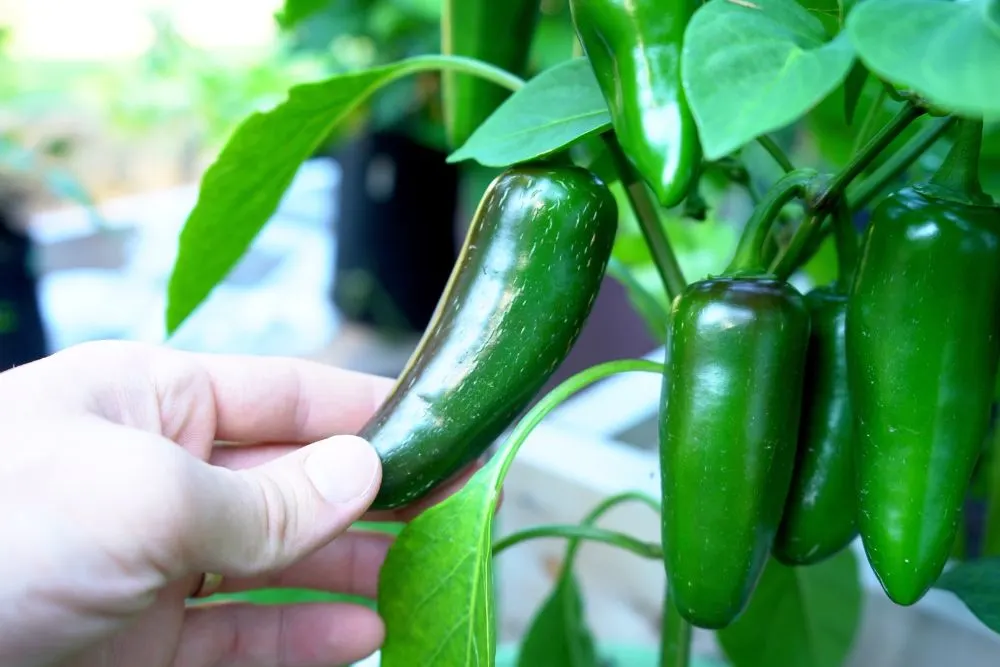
(243, 473, 302, 573)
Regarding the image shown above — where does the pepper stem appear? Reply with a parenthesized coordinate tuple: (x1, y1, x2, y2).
(726, 169, 816, 276)
(847, 115, 957, 211)
(832, 197, 858, 292)
(602, 133, 688, 300)
(928, 118, 992, 206)
(659, 588, 692, 667)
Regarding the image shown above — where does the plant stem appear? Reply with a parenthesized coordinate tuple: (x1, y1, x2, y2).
(983, 423, 1000, 557)
(659, 588, 692, 667)
(766, 103, 927, 278)
(928, 118, 991, 204)
(405, 54, 526, 92)
(602, 133, 688, 300)
(817, 102, 925, 210)
(725, 169, 816, 276)
(851, 86, 887, 158)
(756, 135, 794, 173)
(492, 359, 665, 488)
(786, 115, 956, 275)
(565, 490, 661, 562)
(771, 210, 825, 280)
(832, 196, 858, 292)
(848, 115, 957, 211)
(492, 523, 663, 559)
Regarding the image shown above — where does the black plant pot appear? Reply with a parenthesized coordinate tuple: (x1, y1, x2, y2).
(330, 128, 461, 336)
(0, 210, 48, 370)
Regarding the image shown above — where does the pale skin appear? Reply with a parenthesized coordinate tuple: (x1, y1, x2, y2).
(0, 340, 482, 667)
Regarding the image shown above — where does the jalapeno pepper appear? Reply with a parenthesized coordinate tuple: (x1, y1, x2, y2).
(847, 120, 1000, 605)
(569, 0, 702, 207)
(659, 170, 815, 628)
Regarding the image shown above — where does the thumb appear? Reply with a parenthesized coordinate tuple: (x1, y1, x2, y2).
(178, 434, 382, 578)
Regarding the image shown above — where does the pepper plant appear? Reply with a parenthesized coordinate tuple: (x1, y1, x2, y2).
(166, 0, 1000, 665)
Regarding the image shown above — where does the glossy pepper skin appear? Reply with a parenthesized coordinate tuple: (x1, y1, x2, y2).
(441, 0, 540, 149)
(847, 183, 1000, 605)
(773, 287, 858, 566)
(660, 277, 810, 628)
(360, 164, 618, 510)
(569, 0, 701, 207)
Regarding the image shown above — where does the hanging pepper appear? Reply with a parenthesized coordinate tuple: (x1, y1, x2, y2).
(441, 0, 541, 149)
(846, 119, 1000, 605)
(773, 201, 860, 566)
(659, 170, 815, 628)
(360, 164, 618, 509)
(569, 0, 702, 208)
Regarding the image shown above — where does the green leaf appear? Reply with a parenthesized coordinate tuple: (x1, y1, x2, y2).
(717, 549, 863, 667)
(933, 557, 1000, 633)
(377, 473, 499, 666)
(514, 491, 659, 667)
(376, 360, 662, 667)
(847, 0, 1000, 117)
(164, 55, 522, 334)
(681, 0, 857, 160)
(516, 574, 599, 667)
(447, 57, 611, 167)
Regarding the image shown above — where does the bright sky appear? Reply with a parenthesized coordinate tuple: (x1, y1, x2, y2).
(0, 0, 285, 60)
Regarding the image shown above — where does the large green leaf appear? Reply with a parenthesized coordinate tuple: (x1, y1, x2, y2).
(846, 0, 1000, 118)
(376, 360, 662, 667)
(516, 574, 599, 667)
(446, 57, 611, 168)
(933, 557, 1000, 634)
(717, 549, 863, 667)
(164, 55, 520, 334)
(681, 0, 856, 160)
(378, 474, 499, 666)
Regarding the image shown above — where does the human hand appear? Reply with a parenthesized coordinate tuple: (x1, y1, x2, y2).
(0, 340, 479, 667)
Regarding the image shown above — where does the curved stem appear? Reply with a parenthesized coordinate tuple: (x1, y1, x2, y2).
(756, 135, 794, 173)
(725, 169, 816, 276)
(602, 133, 688, 300)
(492, 523, 663, 560)
(563, 491, 661, 566)
(770, 210, 824, 280)
(847, 115, 956, 211)
(401, 54, 526, 93)
(832, 196, 858, 292)
(492, 359, 665, 490)
(766, 103, 929, 278)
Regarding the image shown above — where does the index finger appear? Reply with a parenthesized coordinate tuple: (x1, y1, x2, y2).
(16, 340, 397, 445)
(192, 351, 396, 444)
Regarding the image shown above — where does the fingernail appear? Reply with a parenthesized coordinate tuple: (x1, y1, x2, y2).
(304, 435, 381, 504)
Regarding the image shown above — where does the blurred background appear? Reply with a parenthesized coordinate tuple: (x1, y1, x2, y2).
(0, 0, 670, 387)
(7, 4, 1000, 664)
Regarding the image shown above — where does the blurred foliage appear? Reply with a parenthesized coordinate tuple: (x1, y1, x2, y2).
(272, 0, 578, 152)
(0, 9, 333, 211)
(99, 11, 331, 151)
